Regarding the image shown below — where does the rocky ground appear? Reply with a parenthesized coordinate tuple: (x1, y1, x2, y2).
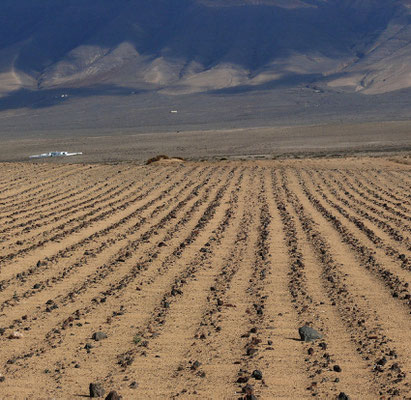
(0, 157, 409, 399)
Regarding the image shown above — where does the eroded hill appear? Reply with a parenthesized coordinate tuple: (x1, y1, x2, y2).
(0, 0, 410, 96)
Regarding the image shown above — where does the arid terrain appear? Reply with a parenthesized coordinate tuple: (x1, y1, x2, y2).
(1, 0, 410, 397)
(1, 0, 411, 160)
(1, 121, 411, 163)
(2, 0, 411, 96)
(0, 156, 409, 399)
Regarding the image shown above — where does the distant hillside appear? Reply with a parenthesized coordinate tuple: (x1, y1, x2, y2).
(0, 0, 410, 97)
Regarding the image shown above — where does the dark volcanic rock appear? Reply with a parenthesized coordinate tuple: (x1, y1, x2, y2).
(92, 332, 108, 341)
(89, 382, 105, 398)
(377, 357, 387, 366)
(318, 342, 327, 350)
(246, 347, 258, 356)
(338, 393, 350, 400)
(105, 391, 121, 400)
(298, 326, 323, 342)
(191, 360, 201, 370)
(252, 370, 263, 380)
(242, 383, 257, 399)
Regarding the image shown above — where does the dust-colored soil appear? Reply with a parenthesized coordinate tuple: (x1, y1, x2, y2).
(0, 121, 410, 163)
(0, 157, 410, 399)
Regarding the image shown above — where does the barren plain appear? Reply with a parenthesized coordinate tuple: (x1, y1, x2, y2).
(0, 157, 410, 399)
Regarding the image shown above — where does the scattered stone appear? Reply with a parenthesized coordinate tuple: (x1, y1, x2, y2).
(8, 331, 23, 339)
(338, 393, 350, 400)
(246, 347, 258, 356)
(242, 384, 254, 394)
(105, 391, 121, 400)
(298, 326, 322, 342)
(318, 342, 327, 350)
(89, 383, 105, 398)
(242, 383, 257, 399)
(333, 365, 342, 373)
(376, 357, 387, 366)
(129, 381, 138, 389)
(92, 332, 108, 341)
(33, 283, 41, 289)
(45, 300, 58, 312)
(252, 370, 263, 380)
(191, 360, 201, 370)
(0, 374, 5, 383)
(0, 328, 5, 336)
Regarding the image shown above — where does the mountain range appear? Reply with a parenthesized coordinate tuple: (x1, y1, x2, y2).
(1, 0, 410, 98)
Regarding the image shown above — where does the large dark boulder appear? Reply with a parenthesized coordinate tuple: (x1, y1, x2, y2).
(298, 326, 323, 342)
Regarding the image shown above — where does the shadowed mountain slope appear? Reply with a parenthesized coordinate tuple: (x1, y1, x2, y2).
(0, 0, 410, 97)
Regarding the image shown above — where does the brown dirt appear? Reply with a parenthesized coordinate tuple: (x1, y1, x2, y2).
(0, 157, 410, 399)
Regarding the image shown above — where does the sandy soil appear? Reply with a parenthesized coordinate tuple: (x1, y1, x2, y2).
(0, 157, 410, 399)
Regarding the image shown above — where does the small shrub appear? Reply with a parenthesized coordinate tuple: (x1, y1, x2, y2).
(146, 155, 185, 165)
(146, 155, 169, 165)
(133, 334, 141, 344)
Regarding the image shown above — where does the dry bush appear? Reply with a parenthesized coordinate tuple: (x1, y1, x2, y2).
(146, 155, 185, 165)
(146, 155, 170, 165)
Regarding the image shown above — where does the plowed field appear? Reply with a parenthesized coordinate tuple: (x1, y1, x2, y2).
(0, 158, 410, 399)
